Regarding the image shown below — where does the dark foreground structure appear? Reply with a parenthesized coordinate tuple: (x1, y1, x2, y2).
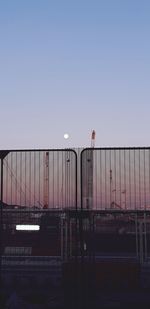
(1, 148, 150, 308)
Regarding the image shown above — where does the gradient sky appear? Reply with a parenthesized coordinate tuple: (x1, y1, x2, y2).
(0, 0, 150, 149)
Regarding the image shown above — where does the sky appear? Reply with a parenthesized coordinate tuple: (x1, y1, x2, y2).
(0, 0, 150, 149)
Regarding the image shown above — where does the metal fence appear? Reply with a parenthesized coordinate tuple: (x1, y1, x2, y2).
(0, 149, 77, 210)
(1, 148, 150, 307)
(81, 148, 150, 210)
(1, 147, 150, 211)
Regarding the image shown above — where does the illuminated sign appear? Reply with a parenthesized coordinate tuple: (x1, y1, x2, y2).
(16, 225, 40, 231)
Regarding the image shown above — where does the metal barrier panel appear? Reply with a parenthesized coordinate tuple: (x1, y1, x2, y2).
(0, 208, 64, 307)
(1, 209, 63, 257)
(81, 148, 150, 210)
(0, 149, 77, 210)
(0, 149, 77, 307)
(1, 147, 150, 306)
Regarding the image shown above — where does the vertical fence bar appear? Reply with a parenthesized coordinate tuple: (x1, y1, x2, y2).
(139, 149, 141, 208)
(123, 149, 126, 209)
(0, 158, 3, 285)
(0, 151, 9, 286)
(119, 149, 122, 208)
(135, 213, 139, 258)
(144, 211, 147, 260)
(134, 149, 136, 210)
(110, 149, 112, 208)
(100, 150, 102, 208)
(105, 150, 107, 209)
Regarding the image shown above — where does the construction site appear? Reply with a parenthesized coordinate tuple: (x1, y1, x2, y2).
(1, 132, 150, 307)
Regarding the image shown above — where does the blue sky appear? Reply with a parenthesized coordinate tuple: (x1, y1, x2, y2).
(0, 0, 150, 149)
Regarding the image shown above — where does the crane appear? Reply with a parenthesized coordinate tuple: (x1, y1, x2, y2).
(91, 130, 96, 148)
(84, 130, 96, 209)
(43, 151, 49, 209)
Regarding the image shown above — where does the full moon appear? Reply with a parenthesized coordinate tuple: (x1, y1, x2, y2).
(64, 133, 69, 139)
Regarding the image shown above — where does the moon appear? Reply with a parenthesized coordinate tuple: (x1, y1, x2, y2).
(64, 133, 69, 139)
